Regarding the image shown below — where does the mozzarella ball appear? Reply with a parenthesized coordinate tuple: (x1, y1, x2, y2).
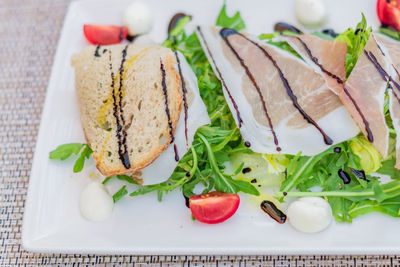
(287, 197, 332, 233)
(79, 182, 114, 222)
(295, 0, 327, 28)
(122, 1, 153, 36)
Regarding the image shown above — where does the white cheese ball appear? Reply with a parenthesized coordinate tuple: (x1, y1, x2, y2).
(122, 1, 153, 36)
(79, 182, 114, 222)
(287, 197, 332, 233)
(295, 0, 327, 28)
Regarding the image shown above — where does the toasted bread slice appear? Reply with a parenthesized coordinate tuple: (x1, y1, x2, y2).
(71, 44, 182, 177)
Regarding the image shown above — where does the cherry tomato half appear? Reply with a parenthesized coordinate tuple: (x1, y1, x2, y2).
(83, 25, 128, 45)
(189, 191, 240, 224)
(377, 0, 400, 31)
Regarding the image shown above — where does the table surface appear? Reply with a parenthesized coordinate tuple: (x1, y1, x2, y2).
(1, 0, 400, 265)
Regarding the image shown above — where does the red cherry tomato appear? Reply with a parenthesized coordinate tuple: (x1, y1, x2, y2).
(83, 25, 128, 45)
(377, 0, 400, 31)
(189, 191, 240, 224)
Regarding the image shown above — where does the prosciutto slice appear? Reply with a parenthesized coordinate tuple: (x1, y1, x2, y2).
(340, 34, 391, 158)
(196, 26, 359, 156)
(282, 34, 347, 95)
(374, 33, 400, 168)
(283, 33, 391, 157)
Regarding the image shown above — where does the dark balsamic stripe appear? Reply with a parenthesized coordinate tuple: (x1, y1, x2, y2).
(365, 51, 400, 103)
(364, 50, 389, 81)
(196, 26, 243, 128)
(292, 36, 344, 84)
(220, 28, 282, 151)
(116, 46, 131, 169)
(109, 51, 129, 168)
(274, 22, 302, 34)
(390, 65, 400, 105)
(365, 52, 400, 107)
(174, 51, 189, 146)
(260, 200, 287, 224)
(342, 86, 374, 142)
(221, 28, 333, 146)
(94, 45, 101, 57)
(338, 169, 351, 184)
(160, 59, 179, 162)
(174, 144, 179, 161)
(118, 27, 125, 41)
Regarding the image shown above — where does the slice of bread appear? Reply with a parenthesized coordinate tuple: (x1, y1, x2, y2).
(71, 44, 182, 177)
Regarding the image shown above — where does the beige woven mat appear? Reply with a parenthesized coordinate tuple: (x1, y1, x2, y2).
(0, 0, 399, 266)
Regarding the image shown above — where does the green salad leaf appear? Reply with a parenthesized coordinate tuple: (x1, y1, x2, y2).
(335, 13, 371, 77)
(49, 143, 92, 173)
(113, 185, 128, 203)
(379, 26, 400, 41)
(216, 3, 246, 31)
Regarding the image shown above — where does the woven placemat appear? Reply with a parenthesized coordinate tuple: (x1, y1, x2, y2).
(0, 0, 399, 266)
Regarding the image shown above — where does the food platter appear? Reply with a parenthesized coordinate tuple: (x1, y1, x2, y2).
(22, 0, 400, 255)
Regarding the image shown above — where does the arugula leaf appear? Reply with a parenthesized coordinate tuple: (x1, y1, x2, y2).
(49, 143, 86, 160)
(377, 157, 400, 179)
(216, 3, 246, 31)
(50, 143, 92, 173)
(335, 13, 371, 77)
(379, 26, 400, 41)
(113, 185, 128, 203)
(73, 145, 92, 173)
(348, 196, 400, 218)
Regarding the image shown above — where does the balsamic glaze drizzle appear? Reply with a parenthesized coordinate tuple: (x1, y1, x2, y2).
(118, 27, 125, 42)
(168, 13, 190, 35)
(108, 49, 131, 169)
(338, 169, 351, 184)
(242, 167, 252, 174)
(343, 86, 374, 142)
(293, 36, 344, 84)
(364, 50, 400, 114)
(260, 200, 287, 224)
(220, 28, 281, 151)
(349, 167, 369, 181)
(94, 45, 101, 57)
(274, 22, 302, 34)
(322, 29, 338, 38)
(196, 26, 243, 127)
(174, 50, 189, 146)
(160, 59, 179, 162)
(220, 28, 333, 146)
(173, 144, 179, 162)
(333, 147, 341, 153)
(117, 46, 131, 168)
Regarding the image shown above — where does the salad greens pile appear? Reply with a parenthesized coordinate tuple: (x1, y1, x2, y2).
(50, 3, 400, 222)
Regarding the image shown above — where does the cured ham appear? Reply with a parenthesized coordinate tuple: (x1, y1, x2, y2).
(196, 26, 359, 156)
(374, 33, 400, 168)
(340, 34, 391, 158)
(282, 34, 347, 95)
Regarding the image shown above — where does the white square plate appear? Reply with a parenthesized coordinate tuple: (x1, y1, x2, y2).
(22, 0, 399, 255)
